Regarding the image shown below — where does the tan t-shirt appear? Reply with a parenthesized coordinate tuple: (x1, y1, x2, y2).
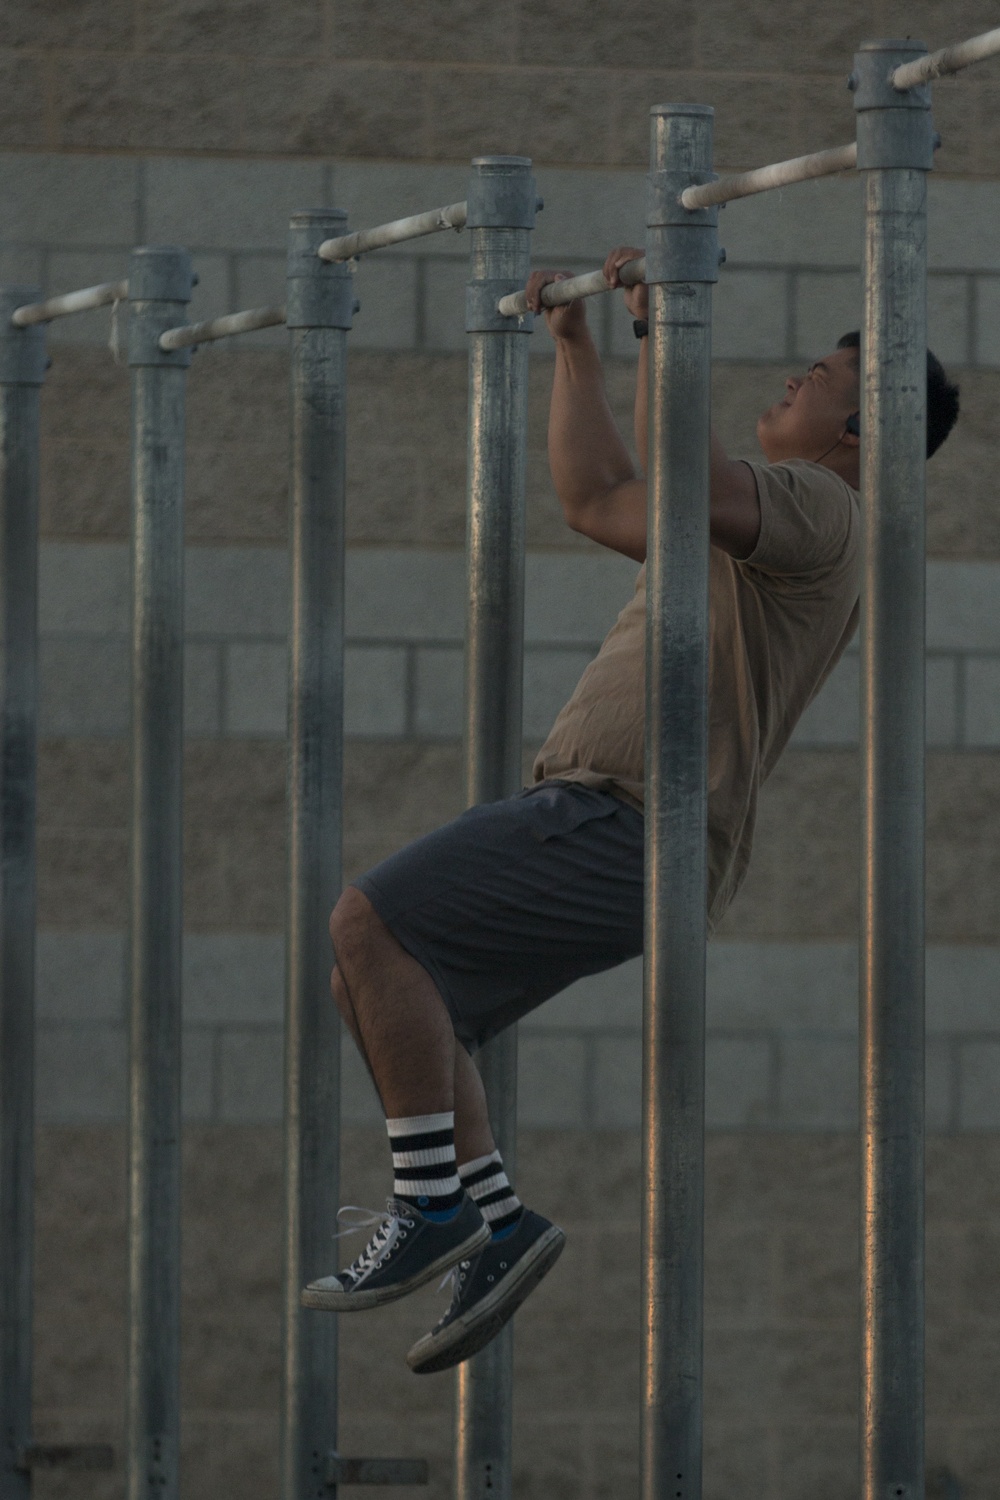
(532, 459, 861, 925)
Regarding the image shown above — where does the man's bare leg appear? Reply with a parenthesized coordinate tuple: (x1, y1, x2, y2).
(330, 886, 496, 1159)
(452, 1044, 498, 1164)
(316, 889, 562, 1358)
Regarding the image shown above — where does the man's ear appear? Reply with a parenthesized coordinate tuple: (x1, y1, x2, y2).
(844, 411, 861, 442)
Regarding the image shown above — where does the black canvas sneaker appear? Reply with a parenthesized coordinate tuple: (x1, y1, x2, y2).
(406, 1208, 566, 1373)
(301, 1194, 489, 1312)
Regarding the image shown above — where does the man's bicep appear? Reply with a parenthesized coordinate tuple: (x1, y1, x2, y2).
(572, 478, 647, 561)
(710, 459, 761, 559)
(575, 458, 762, 563)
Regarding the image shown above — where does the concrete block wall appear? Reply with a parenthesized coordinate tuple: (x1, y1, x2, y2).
(8, 155, 1000, 367)
(1, 0, 999, 176)
(4, 6, 1000, 1498)
(33, 537, 1000, 751)
(37, 934, 1000, 1133)
(31, 1124, 1000, 1500)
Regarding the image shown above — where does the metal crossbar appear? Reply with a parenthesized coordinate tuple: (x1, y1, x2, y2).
(498, 141, 857, 317)
(680, 142, 857, 210)
(497, 258, 645, 317)
(159, 305, 286, 351)
(892, 25, 1000, 89)
(317, 202, 468, 262)
(11, 280, 128, 327)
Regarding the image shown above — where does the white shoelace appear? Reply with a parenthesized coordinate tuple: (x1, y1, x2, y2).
(433, 1258, 472, 1326)
(334, 1200, 416, 1286)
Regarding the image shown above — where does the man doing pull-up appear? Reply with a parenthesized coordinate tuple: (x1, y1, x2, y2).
(300, 247, 960, 1375)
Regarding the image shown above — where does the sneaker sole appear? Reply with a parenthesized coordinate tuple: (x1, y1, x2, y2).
(406, 1225, 566, 1374)
(300, 1221, 491, 1312)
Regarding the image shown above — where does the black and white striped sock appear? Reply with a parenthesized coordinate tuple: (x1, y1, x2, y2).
(459, 1150, 523, 1239)
(387, 1112, 463, 1220)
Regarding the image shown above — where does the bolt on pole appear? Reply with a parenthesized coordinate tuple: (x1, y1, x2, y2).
(455, 154, 537, 1500)
(281, 209, 355, 1500)
(852, 39, 934, 1500)
(125, 246, 194, 1500)
(0, 288, 46, 1500)
(642, 104, 718, 1500)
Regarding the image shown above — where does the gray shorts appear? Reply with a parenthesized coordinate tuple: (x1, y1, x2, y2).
(353, 780, 644, 1052)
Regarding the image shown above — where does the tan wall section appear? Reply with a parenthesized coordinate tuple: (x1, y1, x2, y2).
(1, 1, 999, 172)
(32, 1125, 1000, 1500)
(34, 737, 1000, 943)
(41, 349, 1000, 557)
(34, 348, 1000, 945)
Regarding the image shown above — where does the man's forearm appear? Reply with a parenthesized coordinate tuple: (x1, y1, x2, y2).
(549, 325, 636, 522)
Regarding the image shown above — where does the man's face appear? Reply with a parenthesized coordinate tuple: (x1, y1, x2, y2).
(756, 347, 861, 463)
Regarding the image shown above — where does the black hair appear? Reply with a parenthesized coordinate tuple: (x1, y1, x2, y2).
(836, 330, 960, 458)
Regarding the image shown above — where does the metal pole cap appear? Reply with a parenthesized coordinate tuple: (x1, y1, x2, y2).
(127, 246, 195, 367)
(287, 208, 355, 329)
(853, 40, 935, 170)
(467, 157, 538, 230)
(852, 38, 932, 107)
(127, 245, 195, 304)
(647, 106, 720, 284)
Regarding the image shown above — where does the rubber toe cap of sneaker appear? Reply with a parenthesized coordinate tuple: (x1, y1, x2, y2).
(303, 1274, 348, 1296)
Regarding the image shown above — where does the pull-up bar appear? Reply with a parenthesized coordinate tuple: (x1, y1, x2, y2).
(317, 201, 467, 262)
(11, 279, 128, 327)
(159, 305, 286, 352)
(891, 23, 1000, 88)
(498, 140, 857, 317)
(498, 258, 646, 318)
(679, 140, 857, 210)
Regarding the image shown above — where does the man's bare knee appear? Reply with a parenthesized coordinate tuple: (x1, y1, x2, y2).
(331, 964, 352, 1022)
(329, 886, 391, 977)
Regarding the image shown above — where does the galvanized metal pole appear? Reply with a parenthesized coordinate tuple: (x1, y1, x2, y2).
(455, 155, 536, 1500)
(126, 246, 194, 1500)
(0, 289, 46, 1500)
(853, 40, 934, 1500)
(642, 105, 718, 1500)
(281, 209, 355, 1500)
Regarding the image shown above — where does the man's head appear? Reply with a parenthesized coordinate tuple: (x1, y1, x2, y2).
(756, 332, 960, 474)
(757, 343, 862, 473)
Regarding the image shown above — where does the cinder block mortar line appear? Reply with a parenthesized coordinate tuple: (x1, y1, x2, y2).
(579, 1419, 597, 1500)
(9, 51, 974, 97)
(766, 1033, 782, 1119)
(403, 642, 417, 738)
(37, 53, 59, 151)
(785, 269, 798, 362)
(236, 54, 251, 153)
(971, 275, 983, 366)
(172, 1408, 277, 1427)
(225, 252, 238, 316)
(946, 1037, 961, 1133)
(723, 261, 963, 276)
(37, 246, 52, 301)
(11, 140, 999, 184)
(207, 1025, 222, 1124)
(956, 655, 968, 749)
(135, 156, 147, 244)
(321, 1, 336, 58)
(581, 1033, 598, 1129)
(413, 257, 428, 350)
(218, 640, 233, 737)
(9, 240, 141, 259)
